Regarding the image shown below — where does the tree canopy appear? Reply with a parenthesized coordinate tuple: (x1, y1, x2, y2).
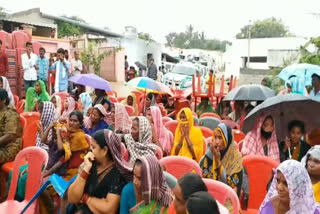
(57, 15, 87, 38)
(300, 37, 320, 65)
(165, 25, 231, 52)
(236, 17, 291, 39)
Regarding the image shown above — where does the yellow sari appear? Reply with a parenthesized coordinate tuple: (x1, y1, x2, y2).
(122, 93, 139, 116)
(171, 108, 204, 162)
(313, 182, 320, 203)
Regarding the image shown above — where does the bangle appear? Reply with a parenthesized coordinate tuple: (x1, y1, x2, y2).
(82, 193, 89, 204)
(177, 143, 183, 148)
(80, 170, 89, 180)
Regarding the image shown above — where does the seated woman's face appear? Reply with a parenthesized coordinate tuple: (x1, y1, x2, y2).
(103, 102, 110, 112)
(91, 108, 101, 124)
(289, 126, 303, 144)
(69, 115, 81, 130)
(146, 109, 153, 124)
(127, 96, 133, 106)
(276, 171, 289, 201)
(133, 164, 142, 197)
(213, 131, 226, 151)
(307, 155, 320, 178)
(110, 106, 115, 122)
(65, 98, 70, 109)
(262, 117, 274, 133)
(90, 137, 107, 163)
(131, 119, 139, 141)
(179, 111, 187, 122)
(173, 184, 187, 214)
(35, 82, 42, 94)
(0, 81, 3, 88)
(146, 97, 151, 107)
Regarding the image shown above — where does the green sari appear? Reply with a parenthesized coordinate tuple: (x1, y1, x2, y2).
(24, 80, 50, 112)
(196, 102, 214, 116)
(129, 200, 168, 214)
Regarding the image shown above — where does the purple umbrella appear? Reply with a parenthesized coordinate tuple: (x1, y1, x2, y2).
(69, 73, 112, 91)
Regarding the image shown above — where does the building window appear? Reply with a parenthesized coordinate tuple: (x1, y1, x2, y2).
(248, 57, 267, 63)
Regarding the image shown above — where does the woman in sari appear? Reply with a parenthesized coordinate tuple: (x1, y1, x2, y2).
(0, 89, 22, 164)
(286, 75, 306, 95)
(0, 76, 15, 107)
(216, 101, 232, 120)
(120, 155, 173, 214)
(60, 97, 76, 121)
(146, 106, 173, 156)
(50, 95, 62, 121)
(301, 146, 320, 203)
(93, 88, 109, 106)
(108, 103, 132, 134)
(196, 97, 213, 117)
(25, 80, 50, 112)
(259, 160, 320, 214)
(83, 104, 109, 136)
(67, 129, 132, 214)
(122, 93, 138, 116)
(123, 116, 157, 164)
(171, 108, 204, 162)
(242, 114, 280, 162)
(142, 93, 156, 115)
(79, 92, 93, 116)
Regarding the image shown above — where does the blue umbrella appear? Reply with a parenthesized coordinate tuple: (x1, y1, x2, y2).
(278, 63, 320, 86)
(69, 73, 112, 91)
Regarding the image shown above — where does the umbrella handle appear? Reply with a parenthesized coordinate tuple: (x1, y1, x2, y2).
(288, 148, 291, 159)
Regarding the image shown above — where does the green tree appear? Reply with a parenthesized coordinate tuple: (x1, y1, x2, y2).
(300, 37, 320, 65)
(57, 15, 87, 38)
(0, 7, 8, 17)
(80, 42, 105, 76)
(236, 17, 291, 39)
(138, 32, 154, 42)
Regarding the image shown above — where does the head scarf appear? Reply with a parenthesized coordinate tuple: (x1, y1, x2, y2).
(286, 76, 306, 95)
(122, 94, 138, 116)
(79, 92, 92, 116)
(136, 155, 173, 207)
(103, 129, 133, 181)
(124, 116, 157, 164)
(25, 80, 50, 112)
(186, 191, 219, 214)
(51, 95, 62, 121)
(114, 103, 132, 134)
(242, 114, 280, 162)
(0, 76, 15, 107)
(84, 104, 110, 129)
(36, 101, 56, 152)
(259, 160, 320, 213)
(144, 93, 157, 114)
(301, 145, 320, 167)
(202, 123, 243, 180)
(171, 108, 204, 162)
(150, 106, 173, 154)
(60, 97, 76, 120)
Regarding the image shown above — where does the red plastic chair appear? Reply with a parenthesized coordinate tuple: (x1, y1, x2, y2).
(53, 92, 69, 103)
(221, 120, 240, 130)
(0, 147, 48, 214)
(199, 126, 213, 139)
(162, 117, 173, 125)
(109, 96, 118, 103)
(203, 178, 240, 214)
(154, 144, 163, 160)
(107, 91, 118, 98)
(233, 129, 246, 143)
(20, 112, 40, 128)
(117, 96, 126, 103)
(13, 95, 19, 107)
(16, 100, 25, 114)
(159, 156, 202, 180)
(131, 91, 143, 108)
(242, 155, 279, 212)
(124, 105, 135, 116)
(200, 112, 222, 120)
(164, 120, 179, 137)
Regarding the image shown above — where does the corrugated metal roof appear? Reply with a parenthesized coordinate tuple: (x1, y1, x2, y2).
(0, 17, 56, 28)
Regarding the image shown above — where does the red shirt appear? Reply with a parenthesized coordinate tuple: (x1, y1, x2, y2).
(0, 52, 8, 76)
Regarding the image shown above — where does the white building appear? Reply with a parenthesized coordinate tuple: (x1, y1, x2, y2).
(224, 37, 308, 77)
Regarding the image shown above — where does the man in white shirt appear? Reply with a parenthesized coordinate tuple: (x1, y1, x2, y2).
(72, 51, 83, 76)
(22, 42, 38, 91)
(310, 74, 320, 102)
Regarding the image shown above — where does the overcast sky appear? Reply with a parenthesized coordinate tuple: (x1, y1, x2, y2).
(2, 0, 320, 43)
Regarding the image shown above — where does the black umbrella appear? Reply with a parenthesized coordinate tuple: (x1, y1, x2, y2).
(223, 84, 275, 101)
(135, 61, 147, 71)
(242, 94, 320, 140)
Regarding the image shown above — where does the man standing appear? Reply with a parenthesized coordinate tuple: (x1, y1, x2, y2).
(310, 74, 320, 102)
(22, 42, 37, 91)
(36, 47, 49, 89)
(50, 29, 56, 38)
(147, 58, 157, 80)
(0, 40, 8, 76)
(50, 48, 70, 93)
(72, 51, 83, 76)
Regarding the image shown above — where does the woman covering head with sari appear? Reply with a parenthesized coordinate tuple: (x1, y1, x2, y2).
(121, 155, 173, 214)
(171, 108, 204, 162)
(301, 146, 320, 203)
(83, 104, 109, 136)
(196, 97, 213, 117)
(67, 129, 132, 214)
(36, 101, 56, 152)
(286, 76, 306, 95)
(60, 96, 76, 120)
(0, 76, 15, 107)
(50, 95, 62, 121)
(146, 106, 173, 156)
(108, 103, 132, 134)
(242, 114, 280, 162)
(122, 94, 138, 116)
(25, 80, 50, 112)
(123, 116, 157, 164)
(79, 92, 93, 116)
(259, 160, 320, 214)
(200, 123, 243, 196)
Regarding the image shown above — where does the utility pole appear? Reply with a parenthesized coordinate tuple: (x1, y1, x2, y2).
(247, 20, 252, 69)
